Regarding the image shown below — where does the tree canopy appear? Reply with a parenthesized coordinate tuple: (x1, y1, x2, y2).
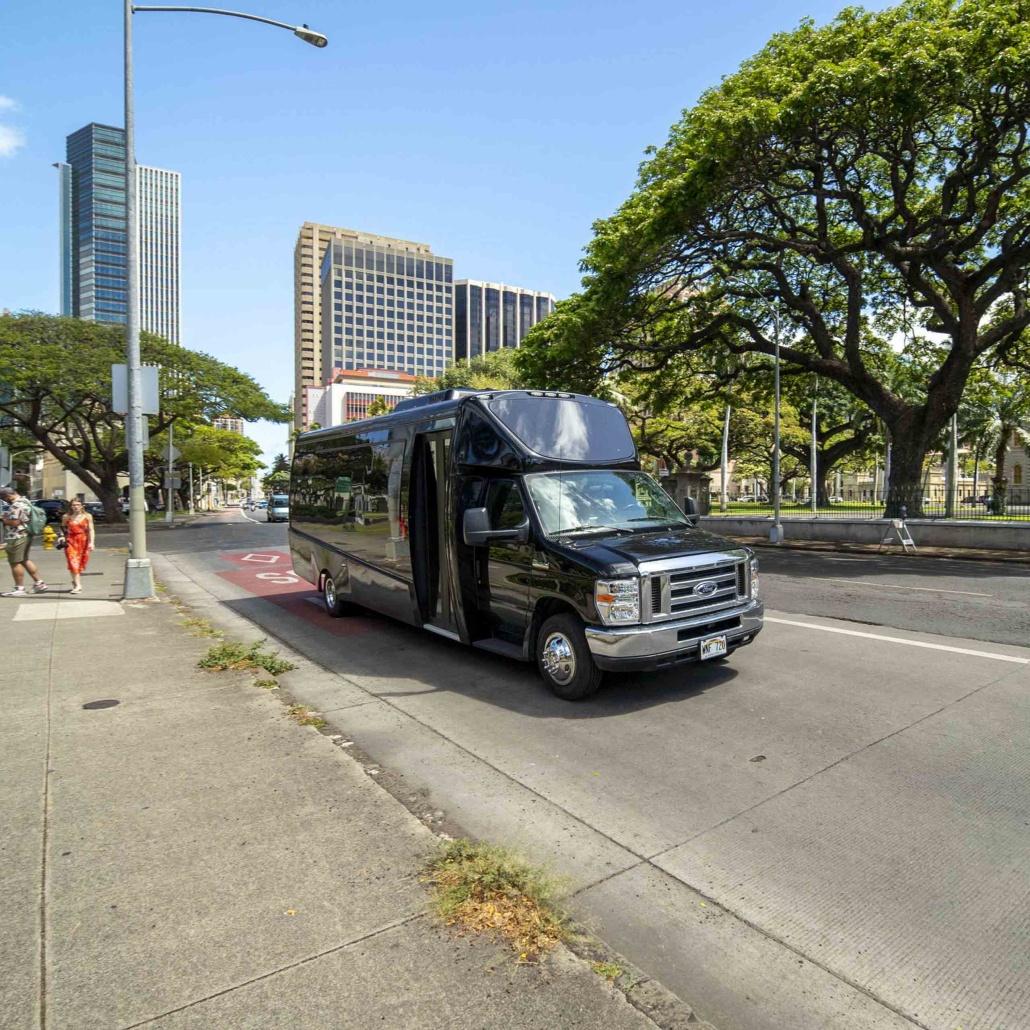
(0, 313, 290, 517)
(411, 349, 524, 396)
(519, 0, 1030, 514)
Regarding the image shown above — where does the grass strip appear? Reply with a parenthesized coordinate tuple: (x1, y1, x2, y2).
(424, 838, 569, 960)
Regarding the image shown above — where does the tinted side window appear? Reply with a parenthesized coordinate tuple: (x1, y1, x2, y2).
(455, 409, 520, 469)
(485, 480, 525, 530)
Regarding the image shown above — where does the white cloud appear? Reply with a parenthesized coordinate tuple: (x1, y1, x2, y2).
(0, 123, 25, 158)
(0, 95, 18, 111)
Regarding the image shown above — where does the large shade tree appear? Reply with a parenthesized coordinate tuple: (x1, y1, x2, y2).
(519, 0, 1030, 515)
(0, 313, 290, 520)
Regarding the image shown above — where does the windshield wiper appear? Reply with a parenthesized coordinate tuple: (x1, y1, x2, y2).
(554, 524, 629, 537)
(625, 517, 688, 525)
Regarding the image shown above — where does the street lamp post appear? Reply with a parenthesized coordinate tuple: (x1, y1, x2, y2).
(770, 305, 782, 543)
(121, 3, 327, 598)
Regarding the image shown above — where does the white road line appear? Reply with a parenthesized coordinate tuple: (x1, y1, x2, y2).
(806, 576, 993, 597)
(240, 507, 262, 525)
(765, 617, 1029, 664)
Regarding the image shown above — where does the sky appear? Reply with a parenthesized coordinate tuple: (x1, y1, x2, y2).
(0, 0, 889, 470)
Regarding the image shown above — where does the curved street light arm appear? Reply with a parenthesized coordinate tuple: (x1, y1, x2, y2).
(131, 6, 328, 44)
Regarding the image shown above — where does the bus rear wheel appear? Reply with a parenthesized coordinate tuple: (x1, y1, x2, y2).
(536, 614, 603, 701)
(322, 573, 347, 618)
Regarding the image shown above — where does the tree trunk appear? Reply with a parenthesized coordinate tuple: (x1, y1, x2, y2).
(884, 429, 931, 518)
(991, 429, 1011, 516)
(816, 468, 831, 507)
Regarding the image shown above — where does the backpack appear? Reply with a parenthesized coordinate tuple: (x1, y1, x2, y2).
(26, 502, 47, 536)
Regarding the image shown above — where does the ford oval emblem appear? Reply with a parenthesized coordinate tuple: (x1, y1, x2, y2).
(694, 580, 719, 597)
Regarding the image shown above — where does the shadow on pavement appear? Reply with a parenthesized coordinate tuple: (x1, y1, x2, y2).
(222, 592, 738, 719)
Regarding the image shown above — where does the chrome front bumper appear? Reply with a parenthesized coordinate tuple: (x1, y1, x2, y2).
(584, 599, 764, 671)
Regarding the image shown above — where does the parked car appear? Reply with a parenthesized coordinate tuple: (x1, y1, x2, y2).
(254, 499, 268, 510)
(35, 499, 66, 523)
(120, 498, 150, 514)
(84, 501, 107, 522)
(267, 495, 289, 523)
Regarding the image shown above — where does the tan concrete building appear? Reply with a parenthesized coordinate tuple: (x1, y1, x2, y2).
(1002, 433, 1028, 501)
(211, 416, 245, 435)
(294, 223, 344, 430)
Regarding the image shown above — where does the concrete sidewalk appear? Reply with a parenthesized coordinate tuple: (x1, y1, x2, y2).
(0, 545, 672, 1030)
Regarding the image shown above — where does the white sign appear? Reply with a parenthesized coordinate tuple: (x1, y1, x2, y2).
(112, 364, 160, 415)
(163, 443, 181, 463)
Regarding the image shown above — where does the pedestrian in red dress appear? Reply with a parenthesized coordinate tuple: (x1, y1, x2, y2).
(60, 498, 95, 594)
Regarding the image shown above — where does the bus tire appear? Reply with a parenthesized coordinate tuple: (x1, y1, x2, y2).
(536, 614, 603, 701)
(322, 572, 347, 618)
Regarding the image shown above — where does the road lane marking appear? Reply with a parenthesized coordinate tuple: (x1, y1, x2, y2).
(806, 576, 993, 597)
(765, 617, 1029, 664)
(240, 507, 263, 525)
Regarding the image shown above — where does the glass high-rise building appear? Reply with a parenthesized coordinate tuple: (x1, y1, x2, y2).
(453, 280, 555, 361)
(57, 123, 181, 345)
(319, 229, 454, 380)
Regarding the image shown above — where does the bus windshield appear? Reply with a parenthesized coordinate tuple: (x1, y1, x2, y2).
(525, 471, 689, 537)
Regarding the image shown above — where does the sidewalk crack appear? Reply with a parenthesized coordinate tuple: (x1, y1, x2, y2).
(119, 912, 426, 1028)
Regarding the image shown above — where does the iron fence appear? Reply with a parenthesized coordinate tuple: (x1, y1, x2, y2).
(706, 485, 1030, 521)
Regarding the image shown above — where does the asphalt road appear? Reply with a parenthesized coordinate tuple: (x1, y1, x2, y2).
(149, 511, 1030, 1030)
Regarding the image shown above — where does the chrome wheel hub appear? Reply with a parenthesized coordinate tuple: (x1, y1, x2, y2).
(325, 577, 337, 609)
(542, 632, 576, 685)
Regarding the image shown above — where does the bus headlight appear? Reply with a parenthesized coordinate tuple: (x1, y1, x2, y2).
(750, 557, 760, 598)
(595, 578, 640, 625)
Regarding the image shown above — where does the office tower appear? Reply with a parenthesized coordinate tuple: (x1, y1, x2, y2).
(294, 222, 340, 429)
(319, 228, 454, 383)
(57, 123, 181, 344)
(453, 280, 556, 361)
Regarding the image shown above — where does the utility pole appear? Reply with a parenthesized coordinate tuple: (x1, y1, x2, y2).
(945, 414, 958, 518)
(810, 380, 818, 513)
(720, 405, 730, 512)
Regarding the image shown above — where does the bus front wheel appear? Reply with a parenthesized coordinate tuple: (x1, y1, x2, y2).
(536, 614, 603, 701)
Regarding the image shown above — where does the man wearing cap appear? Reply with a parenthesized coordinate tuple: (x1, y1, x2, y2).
(1, 486, 48, 597)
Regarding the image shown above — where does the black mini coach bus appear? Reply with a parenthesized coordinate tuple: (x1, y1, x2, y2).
(289, 390, 763, 699)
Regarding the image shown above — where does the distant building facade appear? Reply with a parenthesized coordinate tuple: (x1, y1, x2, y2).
(1003, 433, 1028, 502)
(294, 222, 341, 430)
(305, 368, 416, 429)
(212, 416, 245, 435)
(57, 123, 181, 344)
(453, 280, 555, 361)
(319, 230, 454, 380)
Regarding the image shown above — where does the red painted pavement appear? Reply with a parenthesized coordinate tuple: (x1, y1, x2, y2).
(215, 549, 378, 637)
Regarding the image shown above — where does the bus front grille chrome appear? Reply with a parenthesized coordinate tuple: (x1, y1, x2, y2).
(640, 552, 749, 623)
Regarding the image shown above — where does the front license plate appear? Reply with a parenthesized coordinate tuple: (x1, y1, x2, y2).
(699, 635, 728, 660)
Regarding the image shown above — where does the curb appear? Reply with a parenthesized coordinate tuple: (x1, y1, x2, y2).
(150, 551, 718, 1030)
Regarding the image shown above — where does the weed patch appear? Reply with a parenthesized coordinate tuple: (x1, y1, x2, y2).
(199, 640, 296, 676)
(591, 961, 625, 982)
(254, 677, 278, 689)
(180, 615, 223, 638)
(287, 704, 326, 728)
(424, 838, 568, 959)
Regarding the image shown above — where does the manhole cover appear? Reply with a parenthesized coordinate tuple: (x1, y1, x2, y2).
(82, 699, 121, 710)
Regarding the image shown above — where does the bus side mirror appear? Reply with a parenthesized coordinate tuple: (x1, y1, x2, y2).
(463, 507, 529, 546)
(682, 495, 699, 527)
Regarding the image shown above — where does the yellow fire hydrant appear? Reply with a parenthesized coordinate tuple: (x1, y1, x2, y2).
(42, 524, 57, 550)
